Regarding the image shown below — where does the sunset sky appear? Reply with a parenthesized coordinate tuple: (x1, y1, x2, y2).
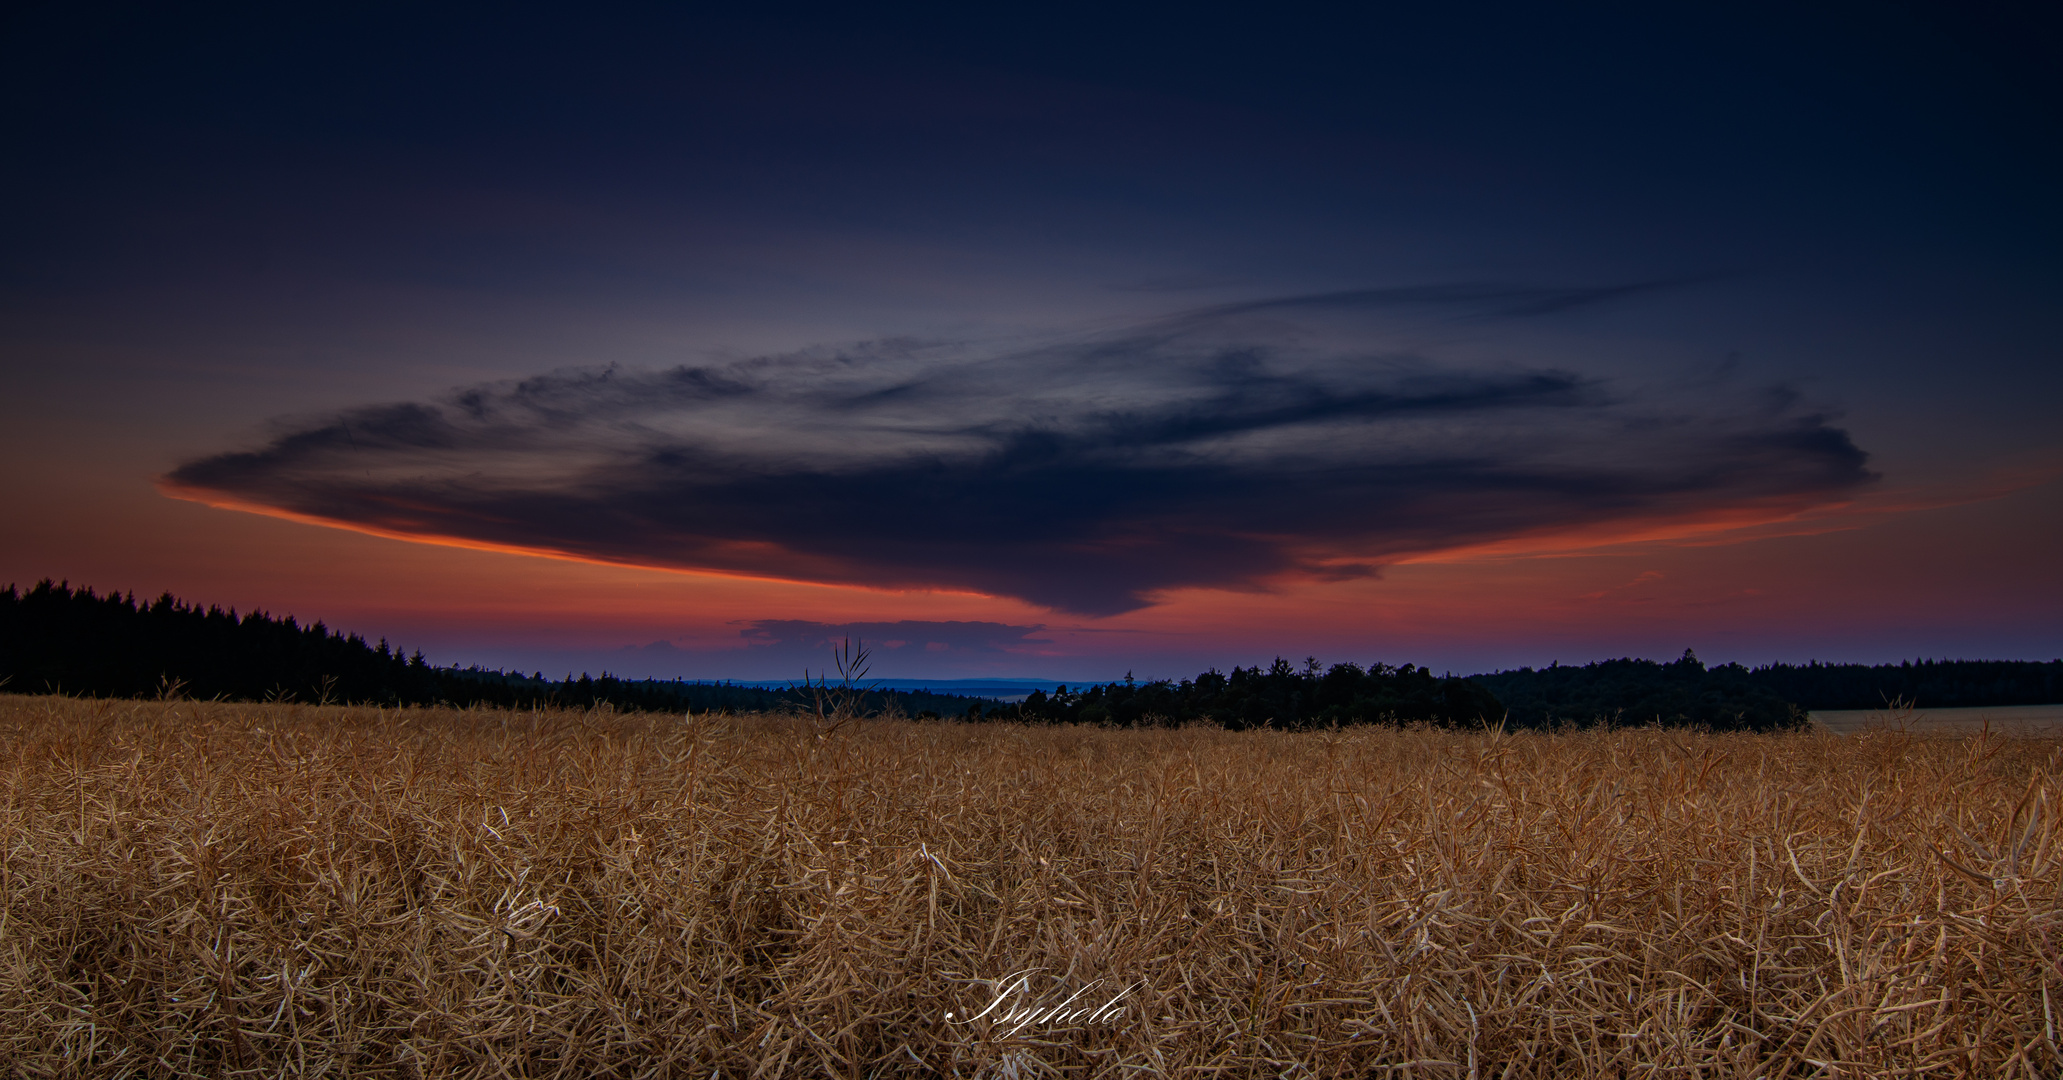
(4, 4, 2058, 682)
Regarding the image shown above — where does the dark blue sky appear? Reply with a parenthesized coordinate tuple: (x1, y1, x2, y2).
(11, 4, 2057, 308)
(3, 2, 2058, 678)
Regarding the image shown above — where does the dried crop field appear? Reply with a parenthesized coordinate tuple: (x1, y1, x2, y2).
(3, 695, 2060, 1078)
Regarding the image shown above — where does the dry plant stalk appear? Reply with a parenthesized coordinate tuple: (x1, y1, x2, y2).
(1, 693, 2058, 1078)
(793, 637, 883, 738)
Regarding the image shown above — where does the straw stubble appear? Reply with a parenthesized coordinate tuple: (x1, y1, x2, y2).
(1, 694, 2057, 1077)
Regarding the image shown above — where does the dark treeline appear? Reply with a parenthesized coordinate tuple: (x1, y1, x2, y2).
(971, 652, 2063, 732)
(1748, 659, 2063, 710)
(3, 580, 438, 704)
(989, 657, 1505, 730)
(990, 654, 1803, 732)
(0, 581, 986, 717)
(8, 580, 2060, 730)
(1475, 652, 2063, 730)
(1474, 652, 1803, 731)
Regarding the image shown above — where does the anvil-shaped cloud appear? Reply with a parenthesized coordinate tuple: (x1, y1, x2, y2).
(163, 288, 1875, 615)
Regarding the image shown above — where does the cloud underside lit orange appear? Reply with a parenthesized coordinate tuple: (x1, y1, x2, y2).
(155, 483, 970, 597)
(160, 479, 1881, 613)
(154, 316, 1885, 616)
(1398, 463, 2063, 566)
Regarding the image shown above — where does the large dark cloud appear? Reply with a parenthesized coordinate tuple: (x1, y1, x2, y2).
(164, 288, 1875, 615)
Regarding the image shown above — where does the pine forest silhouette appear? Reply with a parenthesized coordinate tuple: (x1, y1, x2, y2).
(3, 580, 2057, 730)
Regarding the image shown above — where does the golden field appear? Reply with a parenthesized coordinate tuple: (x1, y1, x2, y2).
(1, 694, 2059, 1078)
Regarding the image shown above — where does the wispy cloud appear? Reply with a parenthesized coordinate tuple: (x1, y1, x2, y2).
(1181, 278, 1705, 321)
(163, 287, 1875, 614)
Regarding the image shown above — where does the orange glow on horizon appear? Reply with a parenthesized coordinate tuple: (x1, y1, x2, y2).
(128, 467, 2062, 673)
(153, 480, 1004, 605)
(156, 472, 1997, 626)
